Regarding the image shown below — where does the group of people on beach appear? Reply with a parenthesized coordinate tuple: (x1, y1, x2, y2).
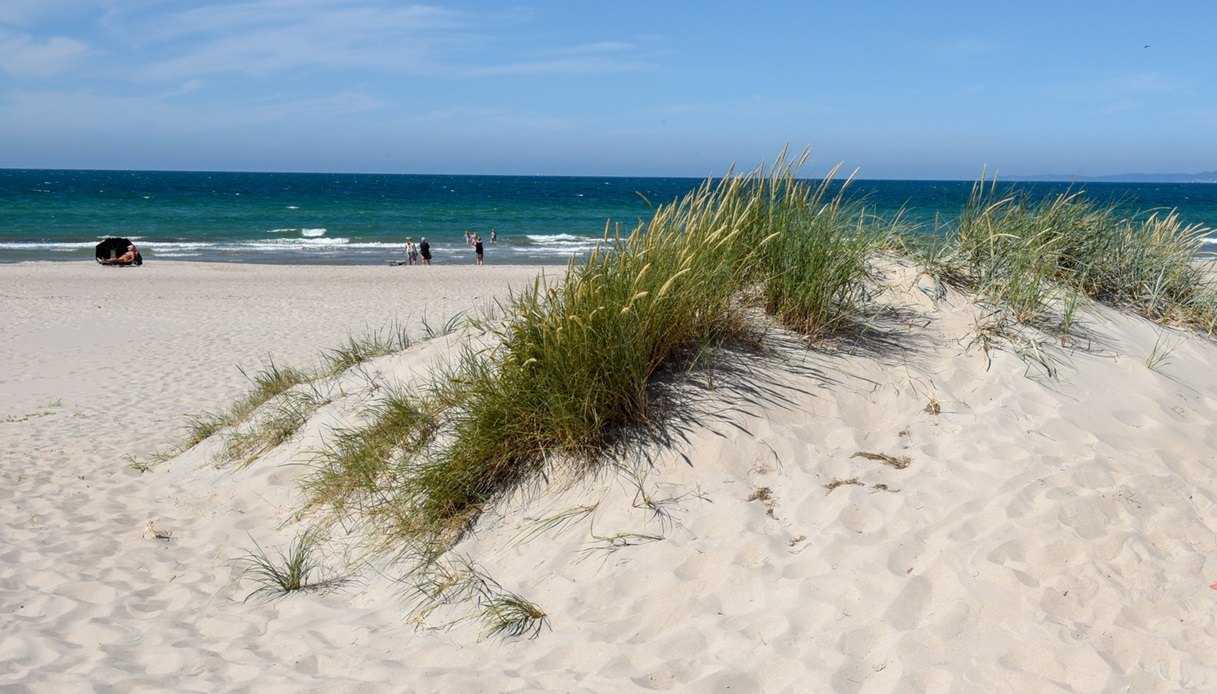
(463, 228, 496, 246)
(463, 228, 496, 265)
(400, 237, 432, 265)
(399, 229, 496, 266)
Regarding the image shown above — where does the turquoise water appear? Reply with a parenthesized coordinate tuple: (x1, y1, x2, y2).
(2, 169, 1216, 264)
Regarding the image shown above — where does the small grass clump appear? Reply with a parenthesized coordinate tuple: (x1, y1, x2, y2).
(180, 325, 420, 465)
(477, 591, 550, 641)
(219, 387, 327, 467)
(324, 324, 414, 376)
(237, 530, 335, 601)
(750, 163, 890, 338)
(125, 448, 178, 474)
(303, 389, 440, 525)
(183, 359, 310, 450)
(402, 557, 548, 640)
(184, 411, 232, 449)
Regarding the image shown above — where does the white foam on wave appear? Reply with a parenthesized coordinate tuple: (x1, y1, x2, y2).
(148, 239, 398, 252)
(0, 241, 94, 251)
(520, 233, 603, 255)
(242, 237, 350, 249)
(265, 227, 328, 237)
(153, 251, 204, 258)
(140, 242, 215, 252)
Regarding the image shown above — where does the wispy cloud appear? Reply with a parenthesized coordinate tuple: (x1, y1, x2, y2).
(2, 88, 188, 132)
(117, 3, 657, 82)
(406, 106, 573, 132)
(162, 79, 206, 98)
(461, 39, 655, 77)
(0, 0, 91, 28)
(236, 90, 388, 121)
(3, 2, 661, 90)
(463, 56, 649, 78)
(126, 1, 465, 81)
(1, 84, 385, 135)
(0, 27, 89, 79)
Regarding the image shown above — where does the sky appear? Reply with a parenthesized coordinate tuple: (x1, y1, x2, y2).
(0, 1, 1213, 179)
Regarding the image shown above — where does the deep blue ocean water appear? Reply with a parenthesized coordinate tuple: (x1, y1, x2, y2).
(2, 169, 1216, 265)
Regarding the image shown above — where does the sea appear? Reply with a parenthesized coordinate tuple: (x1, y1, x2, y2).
(2, 169, 1216, 265)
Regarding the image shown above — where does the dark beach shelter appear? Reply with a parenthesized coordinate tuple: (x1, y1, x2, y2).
(95, 237, 142, 265)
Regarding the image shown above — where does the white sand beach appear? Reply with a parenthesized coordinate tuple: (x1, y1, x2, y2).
(5, 260, 1217, 692)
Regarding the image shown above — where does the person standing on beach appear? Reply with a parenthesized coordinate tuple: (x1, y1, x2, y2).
(404, 237, 418, 265)
(419, 237, 431, 265)
(474, 234, 484, 265)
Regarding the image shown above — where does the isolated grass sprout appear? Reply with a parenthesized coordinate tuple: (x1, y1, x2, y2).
(479, 592, 549, 641)
(237, 530, 328, 601)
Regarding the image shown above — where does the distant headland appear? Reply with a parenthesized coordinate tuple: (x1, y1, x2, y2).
(1008, 171, 1217, 183)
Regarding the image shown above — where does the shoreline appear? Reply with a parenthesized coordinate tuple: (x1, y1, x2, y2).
(0, 254, 584, 268)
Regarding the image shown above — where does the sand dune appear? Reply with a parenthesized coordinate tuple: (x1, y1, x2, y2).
(4, 260, 1217, 692)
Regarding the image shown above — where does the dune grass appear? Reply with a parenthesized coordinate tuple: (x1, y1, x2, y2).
(171, 155, 1217, 635)
(219, 386, 328, 467)
(184, 359, 309, 450)
(302, 153, 885, 545)
(323, 323, 414, 376)
(302, 388, 441, 523)
(359, 169, 1216, 545)
(178, 325, 421, 467)
(924, 176, 1217, 334)
(751, 164, 890, 337)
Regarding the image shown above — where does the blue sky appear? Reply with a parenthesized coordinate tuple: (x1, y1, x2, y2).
(0, 1, 1213, 179)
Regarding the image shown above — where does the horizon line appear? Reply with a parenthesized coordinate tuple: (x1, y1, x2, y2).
(3, 165, 1216, 184)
